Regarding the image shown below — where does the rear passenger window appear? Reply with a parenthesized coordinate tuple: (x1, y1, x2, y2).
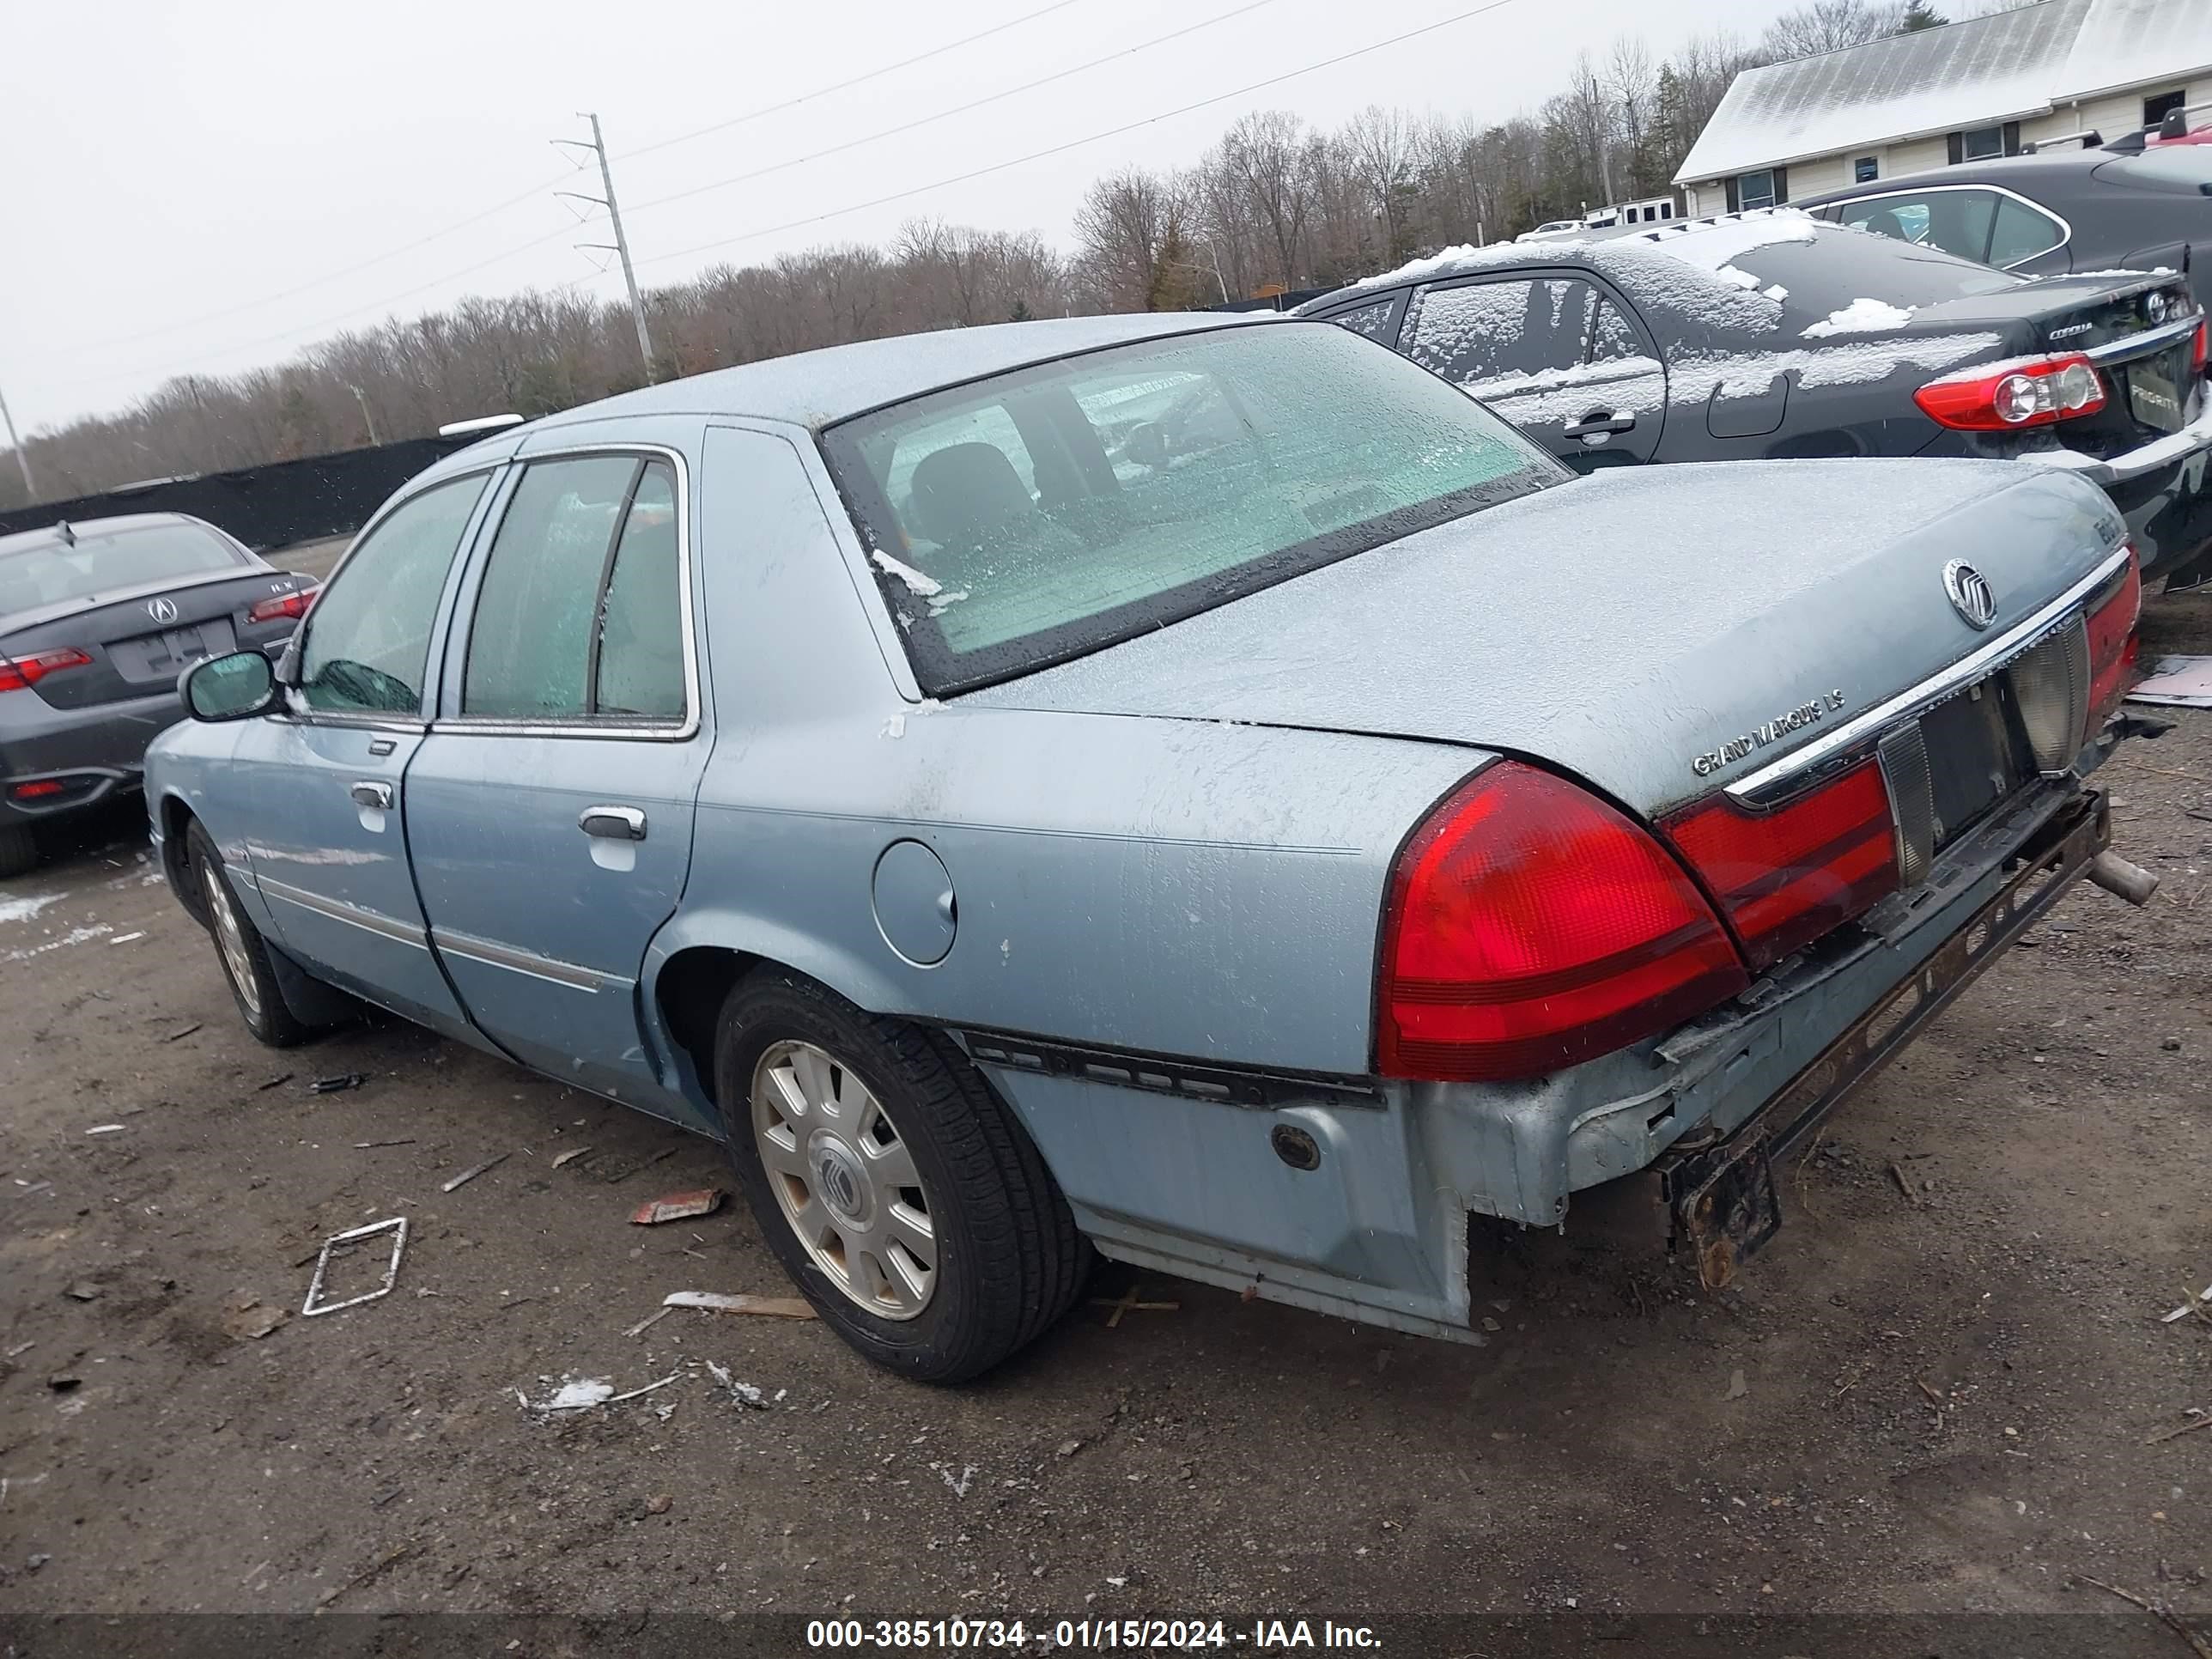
(1986, 196, 2064, 266)
(1590, 301, 1643, 363)
(1404, 278, 1595, 388)
(463, 455, 685, 725)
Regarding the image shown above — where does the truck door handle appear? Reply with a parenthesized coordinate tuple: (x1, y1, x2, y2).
(349, 781, 393, 811)
(1564, 410, 1637, 441)
(579, 805, 647, 842)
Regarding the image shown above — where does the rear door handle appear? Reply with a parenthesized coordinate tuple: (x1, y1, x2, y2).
(349, 781, 393, 811)
(1564, 410, 1637, 440)
(579, 805, 647, 842)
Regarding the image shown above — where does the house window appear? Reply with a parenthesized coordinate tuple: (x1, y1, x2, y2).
(1959, 125, 2003, 160)
(1657, 202, 1673, 218)
(1854, 155, 1879, 184)
(1737, 168, 1778, 210)
(2145, 89, 2186, 127)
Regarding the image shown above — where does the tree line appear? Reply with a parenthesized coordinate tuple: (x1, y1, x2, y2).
(3, 0, 1956, 510)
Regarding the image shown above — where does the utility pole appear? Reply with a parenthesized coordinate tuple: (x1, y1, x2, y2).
(556, 113, 657, 383)
(0, 378, 35, 502)
(348, 384, 381, 447)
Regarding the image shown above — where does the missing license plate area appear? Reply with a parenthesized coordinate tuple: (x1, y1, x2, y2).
(1917, 680, 2032, 850)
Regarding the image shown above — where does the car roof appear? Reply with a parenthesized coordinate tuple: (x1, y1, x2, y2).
(1795, 147, 2106, 204)
(0, 511, 220, 557)
(518, 313, 1247, 437)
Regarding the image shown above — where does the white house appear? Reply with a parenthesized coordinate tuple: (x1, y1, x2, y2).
(1673, 0, 2212, 216)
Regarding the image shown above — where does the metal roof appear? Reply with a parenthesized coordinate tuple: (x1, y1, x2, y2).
(1672, 0, 2212, 183)
(523, 313, 1245, 434)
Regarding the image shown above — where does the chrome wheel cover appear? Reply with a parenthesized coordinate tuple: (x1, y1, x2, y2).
(201, 858, 261, 1021)
(750, 1040, 938, 1320)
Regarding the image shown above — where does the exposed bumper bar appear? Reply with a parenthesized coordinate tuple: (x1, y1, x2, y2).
(1656, 788, 2110, 1289)
(2020, 393, 2212, 486)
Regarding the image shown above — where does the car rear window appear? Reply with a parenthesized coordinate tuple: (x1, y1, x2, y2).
(0, 522, 240, 617)
(1724, 228, 2022, 317)
(820, 322, 1565, 696)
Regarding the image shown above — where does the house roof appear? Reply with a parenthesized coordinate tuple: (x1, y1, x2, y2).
(1673, 0, 2212, 184)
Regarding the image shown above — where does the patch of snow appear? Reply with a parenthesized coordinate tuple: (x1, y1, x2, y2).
(1714, 264, 1760, 291)
(3, 924, 112, 963)
(1802, 298, 1918, 338)
(1638, 210, 1819, 276)
(1669, 333, 2007, 404)
(1456, 356, 1668, 426)
(870, 549, 941, 598)
(529, 1377, 614, 1412)
(1762, 285, 1789, 302)
(926, 587, 970, 617)
(879, 714, 906, 739)
(0, 894, 62, 926)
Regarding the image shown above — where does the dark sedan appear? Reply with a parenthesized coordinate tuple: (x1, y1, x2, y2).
(0, 512, 317, 877)
(1296, 212, 2212, 587)
(1793, 142, 2212, 313)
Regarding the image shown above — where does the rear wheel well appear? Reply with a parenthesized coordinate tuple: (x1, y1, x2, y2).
(656, 945, 762, 1108)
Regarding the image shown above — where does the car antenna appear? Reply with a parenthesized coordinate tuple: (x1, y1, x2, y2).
(54, 520, 76, 546)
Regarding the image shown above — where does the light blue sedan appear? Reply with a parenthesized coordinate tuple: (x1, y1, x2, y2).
(148, 314, 2146, 1380)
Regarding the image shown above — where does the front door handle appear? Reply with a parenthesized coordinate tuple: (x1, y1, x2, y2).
(1564, 410, 1637, 441)
(349, 781, 393, 811)
(579, 805, 647, 842)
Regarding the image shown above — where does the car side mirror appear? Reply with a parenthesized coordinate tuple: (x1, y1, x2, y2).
(182, 650, 278, 722)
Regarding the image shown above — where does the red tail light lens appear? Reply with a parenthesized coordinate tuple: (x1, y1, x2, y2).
(1376, 763, 1750, 1083)
(2195, 318, 2209, 374)
(2084, 546, 2142, 732)
(247, 586, 317, 624)
(0, 647, 92, 693)
(10, 779, 66, 800)
(1913, 353, 2106, 431)
(1662, 762, 1900, 972)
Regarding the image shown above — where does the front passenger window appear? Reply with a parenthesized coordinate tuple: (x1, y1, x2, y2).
(300, 474, 489, 716)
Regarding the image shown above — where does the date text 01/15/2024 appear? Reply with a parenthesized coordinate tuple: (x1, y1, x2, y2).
(803, 1619, 1382, 1650)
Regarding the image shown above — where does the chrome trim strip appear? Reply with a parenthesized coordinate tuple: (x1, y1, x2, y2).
(1723, 544, 2132, 806)
(428, 926, 620, 992)
(429, 441, 702, 744)
(2083, 313, 2203, 364)
(258, 875, 428, 948)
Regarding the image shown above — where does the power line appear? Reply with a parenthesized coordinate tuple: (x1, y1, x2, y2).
(72, 172, 573, 358)
(634, 0, 1527, 272)
(622, 0, 1280, 222)
(616, 0, 1084, 164)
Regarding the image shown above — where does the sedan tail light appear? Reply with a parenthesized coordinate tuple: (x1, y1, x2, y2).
(247, 586, 317, 624)
(0, 647, 92, 693)
(2083, 545, 2142, 732)
(2195, 318, 2209, 375)
(1376, 763, 1750, 1083)
(1661, 762, 1900, 972)
(1913, 353, 2106, 430)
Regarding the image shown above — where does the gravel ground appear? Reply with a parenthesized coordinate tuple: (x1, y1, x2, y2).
(0, 587, 2207, 1629)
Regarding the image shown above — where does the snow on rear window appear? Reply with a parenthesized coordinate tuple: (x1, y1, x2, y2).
(1634, 210, 1820, 275)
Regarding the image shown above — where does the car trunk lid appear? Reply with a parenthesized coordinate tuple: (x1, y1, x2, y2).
(1, 567, 313, 711)
(961, 459, 2127, 823)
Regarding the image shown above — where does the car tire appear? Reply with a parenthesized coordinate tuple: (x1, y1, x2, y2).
(714, 968, 1091, 1382)
(185, 822, 311, 1048)
(0, 823, 38, 880)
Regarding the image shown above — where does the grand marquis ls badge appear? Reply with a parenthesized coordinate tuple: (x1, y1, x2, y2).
(1691, 689, 1849, 778)
(1942, 560, 1996, 629)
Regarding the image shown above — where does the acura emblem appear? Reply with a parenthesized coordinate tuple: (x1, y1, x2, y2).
(147, 597, 180, 624)
(1942, 560, 1996, 629)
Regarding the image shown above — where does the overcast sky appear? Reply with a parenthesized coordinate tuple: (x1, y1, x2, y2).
(0, 0, 1793, 435)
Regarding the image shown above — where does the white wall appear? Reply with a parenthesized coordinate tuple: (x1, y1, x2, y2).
(1676, 72, 2212, 214)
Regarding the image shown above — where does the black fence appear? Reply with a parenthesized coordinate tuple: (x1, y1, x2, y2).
(0, 435, 471, 552)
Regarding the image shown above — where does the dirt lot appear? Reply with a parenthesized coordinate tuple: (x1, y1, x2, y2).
(1, 589, 2208, 1632)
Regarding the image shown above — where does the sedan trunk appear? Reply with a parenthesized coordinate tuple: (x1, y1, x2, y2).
(1, 566, 313, 710)
(964, 458, 2125, 822)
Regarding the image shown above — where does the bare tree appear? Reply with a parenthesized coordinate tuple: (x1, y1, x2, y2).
(1761, 0, 1908, 60)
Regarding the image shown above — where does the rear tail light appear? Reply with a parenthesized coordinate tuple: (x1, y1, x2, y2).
(2083, 545, 2142, 732)
(1376, 762, 1750, 1083)
(0, 647, 92, 693)
(1662, 762, 1900, 972)
(1913, 353, 2106, 430)
(247, 586, 317, 624)
(2195, 318, 2209, 375)
(10, 779, 67, 800)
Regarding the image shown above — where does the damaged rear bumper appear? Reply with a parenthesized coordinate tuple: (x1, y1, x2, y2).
(1654, 785, 2107, 1289)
